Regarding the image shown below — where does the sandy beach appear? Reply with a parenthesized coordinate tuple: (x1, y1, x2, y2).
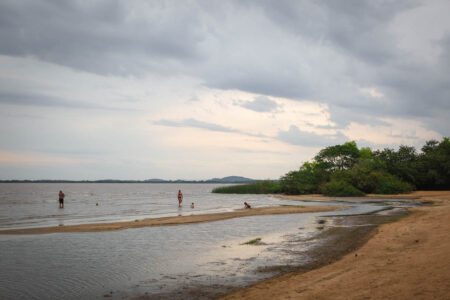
(222, 191, 450, 300)
(0, 205, 340, 235)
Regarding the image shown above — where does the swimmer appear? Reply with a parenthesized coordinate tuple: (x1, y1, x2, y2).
(191, 202, 195, 208)
(244, 202, 251, 209)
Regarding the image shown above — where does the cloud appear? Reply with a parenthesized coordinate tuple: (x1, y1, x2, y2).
(277, 125, 346, 147)
(0, 91, 134, 111)
(0, 1, 205, 76)
(0, 0, 449, 137)
(154, 118, 238, 133)
(153, 118, 270, 139)
(236, 96, 280, 113)
(0, 0, 449, 179)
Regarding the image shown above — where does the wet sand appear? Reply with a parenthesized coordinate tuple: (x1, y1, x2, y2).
(222, 191, 450, 300)
(0, 205, 340, 235)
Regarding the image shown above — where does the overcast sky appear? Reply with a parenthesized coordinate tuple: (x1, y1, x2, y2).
(0, 0, 449, 180)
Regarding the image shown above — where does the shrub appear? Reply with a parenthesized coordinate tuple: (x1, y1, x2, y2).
(321, 179, 365, 197)
(372, 173, 414, 194)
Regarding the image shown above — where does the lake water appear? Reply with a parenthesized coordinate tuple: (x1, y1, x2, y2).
(0, 183, 324, 229)
(0, 183, 406, 299)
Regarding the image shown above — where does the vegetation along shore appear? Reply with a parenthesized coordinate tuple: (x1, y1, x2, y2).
(213, 138, 450, 196)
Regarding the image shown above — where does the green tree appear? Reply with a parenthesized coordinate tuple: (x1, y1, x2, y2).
(415, 138, 450, 189)
(279, 162, 322, 194)
(348, 159, 381, 193)
(359, 147, 373, 159)
(314, 141, 360, 172)
(373, 145, 418, 184)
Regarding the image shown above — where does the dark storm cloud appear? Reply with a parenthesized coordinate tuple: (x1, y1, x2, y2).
(0, 0, 449, 135)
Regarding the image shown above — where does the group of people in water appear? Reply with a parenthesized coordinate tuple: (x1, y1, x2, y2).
(57, 189, 251, 209)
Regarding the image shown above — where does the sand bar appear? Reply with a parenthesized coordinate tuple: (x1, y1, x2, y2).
(0, 205, 341, 235)
(222, 191, 450, 300)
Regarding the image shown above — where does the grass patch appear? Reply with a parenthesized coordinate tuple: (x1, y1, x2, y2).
(242, 237, 263, 245)
(212, 180, 281, 194)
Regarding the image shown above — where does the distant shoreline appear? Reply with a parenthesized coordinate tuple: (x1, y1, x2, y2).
(0, 176, 258, 184)
(0, 180, 241, 184)
(0, 205, 340, 235)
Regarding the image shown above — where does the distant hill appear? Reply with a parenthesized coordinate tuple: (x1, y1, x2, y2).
(205, 176, 254, 183)
(143, 178, 167, 183)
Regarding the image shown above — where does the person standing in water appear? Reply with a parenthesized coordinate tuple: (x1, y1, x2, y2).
(58, 190, 65, 208)
(177, 190, 183, 207)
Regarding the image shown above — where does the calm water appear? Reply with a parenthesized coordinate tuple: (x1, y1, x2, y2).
(0, 183, 320, 229)
(0, 183, 399, 299)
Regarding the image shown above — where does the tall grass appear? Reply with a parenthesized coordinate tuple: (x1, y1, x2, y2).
(212, 180, 281, 194)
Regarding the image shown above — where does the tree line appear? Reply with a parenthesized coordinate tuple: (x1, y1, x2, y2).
(213, 138, 450, 196)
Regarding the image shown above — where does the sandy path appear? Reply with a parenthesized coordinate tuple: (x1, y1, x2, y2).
(0, 205, 340, 235)
(222, 191, 450, 300)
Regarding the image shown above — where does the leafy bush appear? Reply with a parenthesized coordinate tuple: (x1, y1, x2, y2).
(372, 173, 414, 194)
(212, 180, 281, 194)
(321, 179, 365, 197)
(348, 160, 385, 193)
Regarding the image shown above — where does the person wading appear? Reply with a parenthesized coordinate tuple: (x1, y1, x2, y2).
(58, 190, 65, 208)
(177, 190, 183, 207)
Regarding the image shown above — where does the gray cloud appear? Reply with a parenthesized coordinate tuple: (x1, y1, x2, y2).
(0, 0, 204, 75)
(154, 118, 269, 139)
(0, 0, 449, 136)
(236, 96, 279, 112)
(154, 118, 238, 133)
(277, 125, 346, 147)
(0, 91, 134, 112)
